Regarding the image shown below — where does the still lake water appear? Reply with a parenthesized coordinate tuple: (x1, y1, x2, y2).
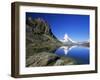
(55, 46, 89, 64)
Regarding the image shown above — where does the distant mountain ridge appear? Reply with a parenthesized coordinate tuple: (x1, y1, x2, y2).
(60, 34, 89, 46)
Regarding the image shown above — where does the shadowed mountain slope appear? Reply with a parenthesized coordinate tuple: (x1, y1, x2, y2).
(26, 17, 62, 58)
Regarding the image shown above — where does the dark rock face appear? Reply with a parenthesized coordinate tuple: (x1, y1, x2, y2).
(26, 17, 62, 58)
(26, 17, 50, 34)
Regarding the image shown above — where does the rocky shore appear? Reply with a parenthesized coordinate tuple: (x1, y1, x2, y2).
(26, 52, 76, 67)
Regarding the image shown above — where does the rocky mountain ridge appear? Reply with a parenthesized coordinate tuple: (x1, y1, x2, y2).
(26, 17, 62, 58)
(26, 17, 76, 67)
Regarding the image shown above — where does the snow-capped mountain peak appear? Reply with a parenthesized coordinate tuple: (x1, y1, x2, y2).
(62, 34, 75, 42)
(59, 33, 89, 46)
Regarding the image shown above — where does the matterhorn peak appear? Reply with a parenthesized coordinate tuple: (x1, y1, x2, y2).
(60, 33, 76, 45)
(63, 33, 69, 42)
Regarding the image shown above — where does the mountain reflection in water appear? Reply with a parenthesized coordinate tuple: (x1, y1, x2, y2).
(55, 46, 76, 55)
(55, 46, 89, 64)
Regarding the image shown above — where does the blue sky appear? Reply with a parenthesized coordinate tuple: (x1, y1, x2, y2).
(26, 12, 90, 42)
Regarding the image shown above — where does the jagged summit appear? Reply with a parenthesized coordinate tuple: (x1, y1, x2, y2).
(27, 17, 48, 25)
(63, 34, 74, 42)
(60, 34, 76, 45)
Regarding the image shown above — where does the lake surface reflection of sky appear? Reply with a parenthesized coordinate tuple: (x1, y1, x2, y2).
(55, 46, 89, 64)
